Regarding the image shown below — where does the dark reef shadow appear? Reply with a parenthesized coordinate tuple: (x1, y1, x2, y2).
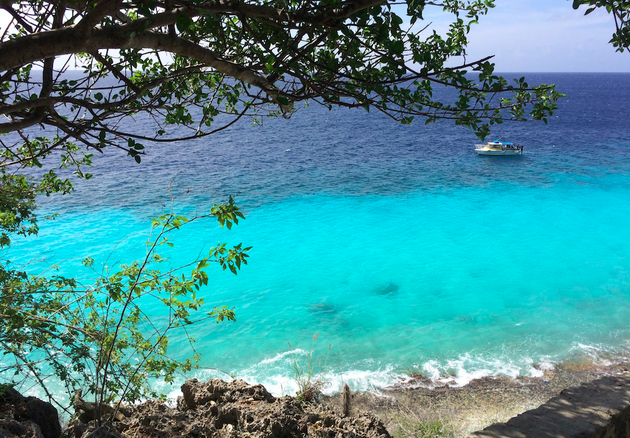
(374, 282, 399, 296)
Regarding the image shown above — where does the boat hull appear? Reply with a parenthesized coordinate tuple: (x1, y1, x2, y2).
(475, 149, 522, 155)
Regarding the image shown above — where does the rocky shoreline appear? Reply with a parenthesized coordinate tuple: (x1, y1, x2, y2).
(2, 379, 391, 438)
(2, 361, 630, 438)
(337, 361, 630, 437)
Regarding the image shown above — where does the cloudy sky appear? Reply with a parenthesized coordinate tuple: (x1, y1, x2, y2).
(426, 0, 630, 72)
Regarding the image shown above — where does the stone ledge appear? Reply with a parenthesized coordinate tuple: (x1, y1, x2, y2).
(470, 373, 630, 438)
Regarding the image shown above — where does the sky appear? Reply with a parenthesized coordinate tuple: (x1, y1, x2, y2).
(0, 1, 628, 73)
(425, 0, 630, 72)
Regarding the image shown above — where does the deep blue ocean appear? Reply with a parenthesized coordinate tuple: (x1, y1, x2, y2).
(6, 73, 630, 398)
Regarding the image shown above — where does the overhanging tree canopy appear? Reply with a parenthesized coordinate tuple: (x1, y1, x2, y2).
(0, 0, 562, 174)
(572, 0, 630, 52)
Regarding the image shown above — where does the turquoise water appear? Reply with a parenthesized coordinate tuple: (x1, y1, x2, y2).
(6, 73, 630, 396)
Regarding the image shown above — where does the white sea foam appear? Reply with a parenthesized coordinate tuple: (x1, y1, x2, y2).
(529, 358, 556, 377)
(128, 343, 630, 406)
(258, 348, 307, 365)
(574, 343, 602, 355)
(237, 366, 404, 397)
(413, 353, 560, 388)
(231, 350, 405, 396)
(240, 373, 298, 397)
(218, 350, 569, 397)
(320, 367, 403, 395)
(568, 342, 623, 367)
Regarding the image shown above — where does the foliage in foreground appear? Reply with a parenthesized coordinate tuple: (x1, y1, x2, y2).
(0, 194, 250, 416)
(288, 332, 331, 403)
(572, 0, 630, 52)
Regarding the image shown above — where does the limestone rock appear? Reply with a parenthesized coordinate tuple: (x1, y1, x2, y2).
(121, 378, 390, 438)
(181, 378, 275, 408)
(0, 386, 61, 438)
(0, 418, 44, 438)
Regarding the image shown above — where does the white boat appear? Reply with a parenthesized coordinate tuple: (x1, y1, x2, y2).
(475, 141, 523, 155)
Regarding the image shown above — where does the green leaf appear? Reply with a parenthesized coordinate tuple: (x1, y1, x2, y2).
(176, 14, 193, 32)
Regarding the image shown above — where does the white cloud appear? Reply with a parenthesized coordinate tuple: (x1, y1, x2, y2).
(461, 0, 630, 72)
